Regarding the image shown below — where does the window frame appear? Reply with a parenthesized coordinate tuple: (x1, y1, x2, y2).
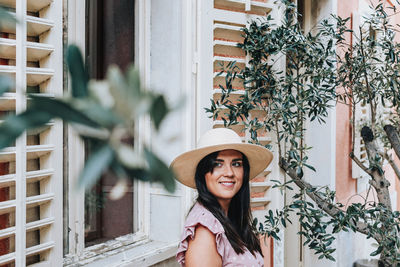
(64, 1, 148, 261)
(63, 0, 195, 265)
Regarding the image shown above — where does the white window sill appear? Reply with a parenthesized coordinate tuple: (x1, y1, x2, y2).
(64, 236, 178, 267)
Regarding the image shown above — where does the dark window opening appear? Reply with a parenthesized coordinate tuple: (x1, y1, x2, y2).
(84, 0, 135, 247)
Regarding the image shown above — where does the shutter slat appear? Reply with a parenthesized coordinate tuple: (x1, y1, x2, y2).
(0, 252, 15, 265)
(0, 0, 52, 12)
(0, 174, 14, 188)
(26, 217, 54, 232)
(213, 88, 244, 95)
(26, 169, 54, 188)
(27, 144, 55, 160)
(215, 0, 272, 16)
(0, 199, 15, 214)
(250, 196, 271, 208)
(26, 241, 55, 256)
(214, 23, 242, 31)
(0, 226, 15, 239)
(214, 55, 246, 63)
(0, 65, 15, 74)
(0, 145, 54, 162)
(0, 14, 54, 37)
(26, 122, 54, 136)
(0, 38, 54, 61)
(26, 16, 54, 37)
(213, 120, 246, 135)
(0, 169, 54, 188)
(213, 8, 261, 23)
(26, 192, 54, 208)
(0, 66, 54, 86)
(258, 136, 271, 145)
(0, 38, 15, 59)
(26, 169, 54, 179)
(27, 42, 54, 61)
(0, 148, 16, 163)
(0, 92, 16, 110)
(26, 67, 54, 86)
(250, 181, 271, 193)
(214, 39, 238, 47)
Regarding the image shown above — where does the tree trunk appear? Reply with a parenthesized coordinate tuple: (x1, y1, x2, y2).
(361, 126, 392, 210)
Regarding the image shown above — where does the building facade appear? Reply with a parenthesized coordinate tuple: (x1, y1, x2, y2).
(0, 0, 398, 266)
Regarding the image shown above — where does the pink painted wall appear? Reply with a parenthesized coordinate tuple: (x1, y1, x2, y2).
(386, 0, 400, 211)
(335, 0, 358, 204)
(336, 0, 400, 209)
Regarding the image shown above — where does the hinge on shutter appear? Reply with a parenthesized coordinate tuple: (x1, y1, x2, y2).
(192, 52, 199, 74)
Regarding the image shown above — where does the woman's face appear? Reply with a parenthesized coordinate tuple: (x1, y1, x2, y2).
(205, 149, 244, 210)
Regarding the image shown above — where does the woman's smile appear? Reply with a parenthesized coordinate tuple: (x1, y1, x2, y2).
(219, 181, 235, 187)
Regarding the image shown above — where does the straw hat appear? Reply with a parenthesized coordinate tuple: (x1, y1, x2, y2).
(170, 128, 273, 188)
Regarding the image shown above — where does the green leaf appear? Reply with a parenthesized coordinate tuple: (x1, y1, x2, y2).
(108, 66, 136, 119)
(71, 98, 121, 128)
(126, 65, 141, 96)
(123, 166, 151, 182)
(116, 144, 146, 169)
(144, 147, 176, 192)
(370, 245, 383, 257)
(88, 80, 114, 108)
(0, 110, 53, 149)
(304, 163, 316, 172)
(296, 166, 304, 178)
(67, 45, 89, 98)
(0, 75, 14, 96)
(0, 7, 17, 30)
(78, 144, 114, 189)
(150, 95, 169, 130)
(29, 95, 100, 128)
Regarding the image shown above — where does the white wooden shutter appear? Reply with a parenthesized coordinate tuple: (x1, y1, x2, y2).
(0, 0, 63, 266)
(351, 8, 375, 193)
(352, 102, 370, 193)
(209, 0, 275, 211)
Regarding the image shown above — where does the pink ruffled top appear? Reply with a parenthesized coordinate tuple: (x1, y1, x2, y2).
(176, 202, 264, 267)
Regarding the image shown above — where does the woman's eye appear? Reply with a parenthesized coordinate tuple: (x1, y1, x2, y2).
(213, 162, 223, 168)
(232, 161, 242, 167)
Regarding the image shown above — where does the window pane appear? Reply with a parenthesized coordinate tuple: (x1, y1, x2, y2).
(84, 0, 135, 247)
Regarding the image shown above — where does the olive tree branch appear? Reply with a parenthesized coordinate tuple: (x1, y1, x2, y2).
(384, 124, 400, 161)
(279, 157, 373, 238)
(349, 152, 372, 176)
(383, 152, 400, 180)
(361, 126, 392, 210)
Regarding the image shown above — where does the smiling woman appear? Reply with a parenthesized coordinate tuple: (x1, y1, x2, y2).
(170, 128, 273, 267)
(204, 150, 244, 214)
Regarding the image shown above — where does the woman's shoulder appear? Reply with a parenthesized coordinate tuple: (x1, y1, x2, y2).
(185, 202, 224, 234)
(176, 202, 227, 266)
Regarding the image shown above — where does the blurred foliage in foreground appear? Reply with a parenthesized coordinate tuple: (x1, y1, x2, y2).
(0, 45, 176, 192)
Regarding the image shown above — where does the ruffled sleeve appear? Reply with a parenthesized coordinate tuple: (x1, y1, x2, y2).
(176, 203, 226, 266)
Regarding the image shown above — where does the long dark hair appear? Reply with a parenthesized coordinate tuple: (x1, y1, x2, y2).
(195, 151, 262, 256)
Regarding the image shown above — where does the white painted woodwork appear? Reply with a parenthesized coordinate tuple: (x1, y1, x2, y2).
(0, 0, 52, 12)
(0, 38, 54, 61)
(0, 0, 63, 265)
(62, 0, 281, 265)
(0, 252, 15, 265)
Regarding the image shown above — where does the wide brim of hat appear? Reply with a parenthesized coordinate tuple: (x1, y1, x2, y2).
(170, 143, 273, 188)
